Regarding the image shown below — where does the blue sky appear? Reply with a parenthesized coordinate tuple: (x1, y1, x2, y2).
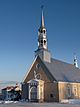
(0, 0, 80, 82)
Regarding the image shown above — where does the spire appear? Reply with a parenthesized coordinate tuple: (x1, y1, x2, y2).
(37, 5, 47, 50)
(35, 6, 51, 63)
(41, 5, 45, 28)
(74, 54, 78, 68)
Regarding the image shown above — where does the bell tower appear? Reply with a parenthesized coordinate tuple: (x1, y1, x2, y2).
(74, 54, 78, 68)
(38, 7, 47, 50)
(35, 7, 51, 63)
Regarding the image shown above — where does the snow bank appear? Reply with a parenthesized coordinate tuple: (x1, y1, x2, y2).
(61, 99, 80, 104)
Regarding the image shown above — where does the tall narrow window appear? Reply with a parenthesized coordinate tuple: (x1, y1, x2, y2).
(73, 86, 77, 96)
(43, 30, 45, 34)
(66, 85, 71, 98)
(44, 40, 46, 45)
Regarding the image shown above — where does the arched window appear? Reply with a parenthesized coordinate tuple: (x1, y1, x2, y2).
(44, 40, 46, 45)
(73, 86, 77, 96)
(66, 85, 71, 98)
(41, 40, 43, 43)
(43, 30, 45, 34)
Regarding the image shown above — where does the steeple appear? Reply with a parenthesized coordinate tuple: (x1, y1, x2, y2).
(35, 6, 51, 63)
(38, 6, 47, 50)
(74, 54, 78, 68)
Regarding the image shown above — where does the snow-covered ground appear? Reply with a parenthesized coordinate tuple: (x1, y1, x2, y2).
(0, 100, 80, 107)
(61, 99, 80, 104)
(0, 102, 80, 107)
(0, 100, 18, 104)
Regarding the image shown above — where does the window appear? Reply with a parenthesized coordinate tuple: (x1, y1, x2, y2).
(36, 64, 40, 69)
(41, 40, 43, 43)
(44, 40, 46, 45)
(43, 30, 45, 34)
(36, 74, 41, 80)
(50, 94, 53, 98)
(40, 43, 43, 47)
(73, 87, 77, 96)
(66, 85, 71, 98)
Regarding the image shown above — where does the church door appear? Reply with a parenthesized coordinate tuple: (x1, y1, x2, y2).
(30, 86, 37, 101)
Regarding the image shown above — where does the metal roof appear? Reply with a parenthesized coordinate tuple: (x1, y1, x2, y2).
(43, 58, 80, 82)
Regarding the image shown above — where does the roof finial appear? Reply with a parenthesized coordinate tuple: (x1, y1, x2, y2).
(41, 5, 45, 28)
(74, 53, 78, 68)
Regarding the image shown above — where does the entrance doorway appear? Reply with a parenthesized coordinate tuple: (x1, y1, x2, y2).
(30, 86, 37, 101)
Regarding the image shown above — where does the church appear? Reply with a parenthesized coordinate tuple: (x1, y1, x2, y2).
(21, 9, 80, 102)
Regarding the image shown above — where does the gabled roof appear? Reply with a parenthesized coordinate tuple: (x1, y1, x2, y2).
(43, 58, 80, 82)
